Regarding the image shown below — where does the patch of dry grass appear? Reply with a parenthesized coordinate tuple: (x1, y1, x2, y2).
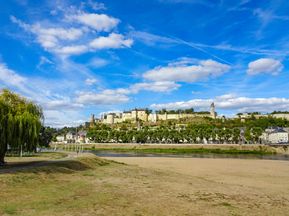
(1, 154, 289, 215)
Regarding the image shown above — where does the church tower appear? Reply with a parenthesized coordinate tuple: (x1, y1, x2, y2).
(90, 114, 95, 127)
(210, 103, 216, 119)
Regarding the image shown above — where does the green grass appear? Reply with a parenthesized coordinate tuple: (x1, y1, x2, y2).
(0, 156, 120, 216)
(5, 152, 67, 159)
(91, 147, 276, 155)
(2, 205, 17, 215)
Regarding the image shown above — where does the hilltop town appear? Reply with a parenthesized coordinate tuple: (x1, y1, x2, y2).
(51, 103, 289, 145)
(95, 103, 217, 125)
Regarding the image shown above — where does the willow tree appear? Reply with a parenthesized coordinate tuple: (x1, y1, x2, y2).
(0, 89, 43, 165)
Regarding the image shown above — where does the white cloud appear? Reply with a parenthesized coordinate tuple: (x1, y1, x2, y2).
(0, 62, 26, 88)
(101, 81, 180, 96)
(90, 33, 133, 50)
(67, 12, 119, 32)
(44, 110, 86, 128)
(247, 58, 283, 75)
(130, 81, 180, 93)
(43, 99, 83, 110)
(55, 45, 88, 55)
(75, 91, 130, 105)
(143, 59, 230, 82)
(87, 1, 106, 11)
(76, 80, 179, 106)
(0, 61, 88, 127)
(151, 94, 289, 113)
(0, 62, 35, 97)
(11, 10, 132, 56)
(85, 78, 98, 85)
(11, 16, 84, 49)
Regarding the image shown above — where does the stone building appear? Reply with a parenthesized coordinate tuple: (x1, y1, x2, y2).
(261, 128, 289, 144)
(210, 102, 217, 119)
(99, 104, 217, 125)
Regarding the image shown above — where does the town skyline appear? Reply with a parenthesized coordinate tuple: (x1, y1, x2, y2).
(1, 0, 289, 127)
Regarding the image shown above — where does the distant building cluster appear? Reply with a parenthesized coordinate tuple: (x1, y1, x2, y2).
(95, 103, 217, 125)
(235, 113, 289, 121)
(55, 131, 89, 144)
(261, 127, 289, 144)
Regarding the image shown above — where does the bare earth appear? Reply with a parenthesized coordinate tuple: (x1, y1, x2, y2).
(105, 156, 289, 215)
(2, 153, 289, 215)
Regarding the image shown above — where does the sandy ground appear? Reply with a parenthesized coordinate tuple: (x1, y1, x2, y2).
(2, 154, 289, 215)
(105, 157, 289, 194)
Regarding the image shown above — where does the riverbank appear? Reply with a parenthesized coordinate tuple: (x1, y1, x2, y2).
(53, 143, 281, 155)
(1, 153, 289, 215)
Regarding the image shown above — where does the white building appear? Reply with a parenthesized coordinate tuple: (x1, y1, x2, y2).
(272, 113, 289, 120)
(76, 131, 90, 143)
(66, 132, 76, 143)
(262, 128, 289, 144)
(99, 104, 217, 125)
(56, 135, 65, 143)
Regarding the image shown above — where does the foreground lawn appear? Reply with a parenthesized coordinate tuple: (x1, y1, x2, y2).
(0, 153, 289, 215)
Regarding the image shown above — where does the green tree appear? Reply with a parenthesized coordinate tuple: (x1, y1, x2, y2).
(244, 128, 252, 144)
(39, 126, 54, 147)
(232, 128, 240, 144)
(0, 89, 43, 165)
(251, 127, 263, 144)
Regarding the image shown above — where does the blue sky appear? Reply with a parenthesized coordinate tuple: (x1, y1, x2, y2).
(1, 0, 289, 127)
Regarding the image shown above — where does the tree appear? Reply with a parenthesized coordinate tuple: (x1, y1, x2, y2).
(244, 128, 252, 144)
(0, 89, 43, 165)
(39, 126, 54, 147)
(232, 128, 240, 144)
(251, 127, 263, 144)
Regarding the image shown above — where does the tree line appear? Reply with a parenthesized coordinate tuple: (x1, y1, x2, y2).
(87, 125, 263, 144)
(86, 116, 289, 144)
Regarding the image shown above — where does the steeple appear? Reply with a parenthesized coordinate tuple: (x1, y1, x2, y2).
(90, 114, 95, 127)
(210, 102, 216, 119)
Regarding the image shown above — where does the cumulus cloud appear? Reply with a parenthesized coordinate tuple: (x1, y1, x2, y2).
(130, 81, 180, 93)
(151, 94, 289, 113)
(109, 81, 180, 95)
(75, 81, 179, 106)
(90, 33, 133, 50)
(143, 59, 230, 82)
(67, 12, 119, 32)
(11, 10, 132, 56)
(11, 16, 84, 49)
(44, 110, 86, 128)
(75, 91, 130, 105)
(247, 58, 283, 75)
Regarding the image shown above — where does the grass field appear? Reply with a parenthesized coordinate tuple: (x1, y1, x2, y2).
(1, 152, 289, 215)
